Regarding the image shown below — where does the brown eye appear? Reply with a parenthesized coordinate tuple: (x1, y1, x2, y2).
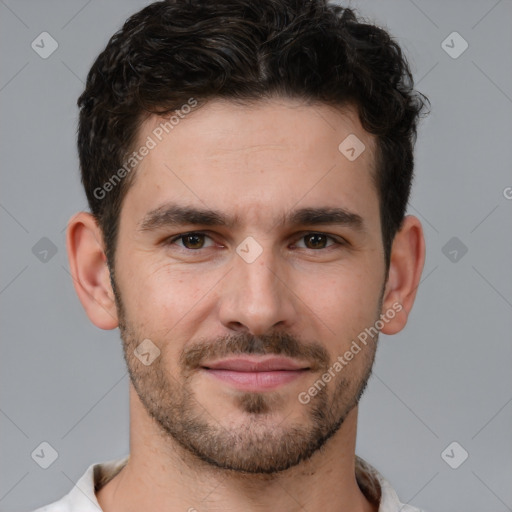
(168, 232, 215, 250)
(182, 233, 206, 249)
(303, 233, 330, 249)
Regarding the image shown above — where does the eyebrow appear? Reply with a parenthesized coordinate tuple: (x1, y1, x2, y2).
(138, 203, 365, 232)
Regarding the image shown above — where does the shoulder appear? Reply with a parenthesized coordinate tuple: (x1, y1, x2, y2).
(28, 456, 129, 512)
(356, 456, 428, 512)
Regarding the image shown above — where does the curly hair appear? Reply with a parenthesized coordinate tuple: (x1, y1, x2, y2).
(77, 0, 428, 270)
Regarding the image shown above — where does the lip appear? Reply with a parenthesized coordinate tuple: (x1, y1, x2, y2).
(201, 356, 310, 392)
(202, 356, 310, 372)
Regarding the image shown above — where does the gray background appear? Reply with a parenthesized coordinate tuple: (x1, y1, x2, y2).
(1, 1, 511, 511)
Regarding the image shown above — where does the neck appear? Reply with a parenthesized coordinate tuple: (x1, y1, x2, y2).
(96, 385, 377, 512)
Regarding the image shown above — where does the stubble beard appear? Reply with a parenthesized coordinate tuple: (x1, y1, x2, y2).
(113, 278, 379, 475)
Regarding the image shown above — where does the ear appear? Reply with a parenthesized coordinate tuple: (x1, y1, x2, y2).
(380, 215, 425, 335)
(66, 212, 119, 330)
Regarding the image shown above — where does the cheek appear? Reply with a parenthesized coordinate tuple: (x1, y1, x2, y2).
(309, 267, 383, 349)
(119, 261, 217, 338)
(120, 256, 184, 306)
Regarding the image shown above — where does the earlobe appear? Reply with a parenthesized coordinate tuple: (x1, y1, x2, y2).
(380, 215, 425, 336)
(66, 212, 119, 330)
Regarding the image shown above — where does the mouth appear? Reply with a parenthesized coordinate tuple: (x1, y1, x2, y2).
(200, 355, 311, 391)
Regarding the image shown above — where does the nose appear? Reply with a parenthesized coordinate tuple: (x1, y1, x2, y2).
(217, 246, 298, 336)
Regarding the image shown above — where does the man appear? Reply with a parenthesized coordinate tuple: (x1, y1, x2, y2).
(34, 0, 428, 510)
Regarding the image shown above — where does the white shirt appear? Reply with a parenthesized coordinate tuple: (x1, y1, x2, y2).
(31, 455, 425, 512)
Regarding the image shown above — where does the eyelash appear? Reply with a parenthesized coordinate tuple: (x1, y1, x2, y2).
(165, 231, 346, 251)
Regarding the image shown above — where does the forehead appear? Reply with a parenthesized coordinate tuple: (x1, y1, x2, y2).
(141, 98, 375, 165)
(121, 98, 379, 230)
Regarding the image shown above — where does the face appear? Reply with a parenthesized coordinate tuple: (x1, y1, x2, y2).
(112, 98, 387, 474)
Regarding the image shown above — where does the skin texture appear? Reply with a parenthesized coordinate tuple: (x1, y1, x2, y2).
(67, 98, 425, 512)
